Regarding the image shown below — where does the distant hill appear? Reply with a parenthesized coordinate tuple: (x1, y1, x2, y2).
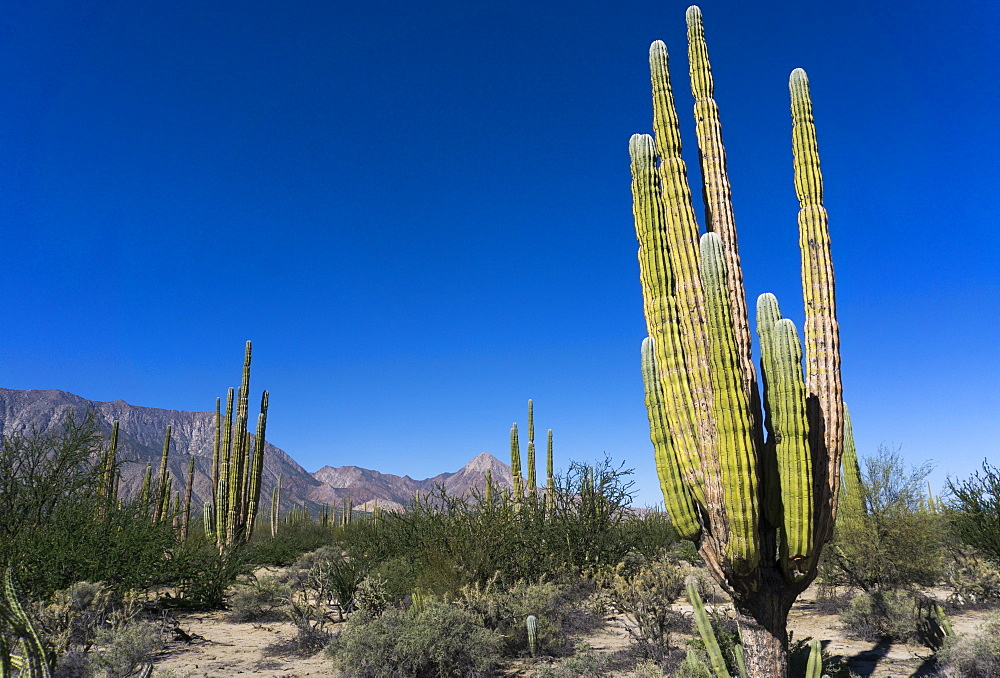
(0, 388, 516, 515)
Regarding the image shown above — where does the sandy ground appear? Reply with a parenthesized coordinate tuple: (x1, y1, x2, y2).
(149, 585, 994, 677)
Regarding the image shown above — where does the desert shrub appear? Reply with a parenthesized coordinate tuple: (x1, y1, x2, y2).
(536, 642, 612, 677)
(821, 446, 948, 592)
(947, 549, 1000, 607)
(161, 539, 256, 609)
(85, 620, 163, 678)
(335, 458, 676, 601)
(839, 589, 922, 642)
(947, 461, 1000, 565)
(354, 574, 390, 616)
(600, 556, 685, 662)
(228, 575, 291, 622)
(454, 576, 587, 657)
(937, 611, 1000, 678)
(328, 601, 503, 678)
(249, 521, 338, 566)
(671, 650, 712, 678)
(0, 413, 178, 599)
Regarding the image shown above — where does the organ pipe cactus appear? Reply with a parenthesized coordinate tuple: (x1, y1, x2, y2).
(181, 456, 196, 539)
(153, 426, 172, 523)
(510, 423, 523, 502)
(631, 7, 844, 676)
(526, 614, 538, 657)
(546, 429, 555, 512)
(211, 341, 270, 549)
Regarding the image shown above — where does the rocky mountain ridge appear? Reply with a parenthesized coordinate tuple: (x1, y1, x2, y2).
(0, 388, 513, 514)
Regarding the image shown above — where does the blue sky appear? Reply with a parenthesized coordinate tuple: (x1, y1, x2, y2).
(1, 0, 997, 506)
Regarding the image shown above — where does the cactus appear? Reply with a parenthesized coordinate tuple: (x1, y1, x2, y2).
(804, 639, 825, 678)
(632, 7, 844, 676)
(181, 456, 196, 539)
(526, 614, 538, 657)
(545, 429, 555, 512)
(211, 341, 270, 549)
(686, 576, 731, 678)
(526, 400, 537, 498)
(0, 569, 55, 678)
(510, 423, 523, 502)
(270, 474, 282, 537)
(153, 426, 172, 523)
(484, 468, 493, 504)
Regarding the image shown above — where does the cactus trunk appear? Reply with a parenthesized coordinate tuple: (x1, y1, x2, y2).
(631, 7, 845, 676)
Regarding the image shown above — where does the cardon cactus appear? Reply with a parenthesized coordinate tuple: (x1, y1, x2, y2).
(211, 341, 270, 549)
(632, 6, 845, 676)
(526, 614, 538, 657)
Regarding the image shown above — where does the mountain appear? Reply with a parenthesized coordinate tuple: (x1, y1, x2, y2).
(0, 388, 515, 515)
(311, 452, 514, 510)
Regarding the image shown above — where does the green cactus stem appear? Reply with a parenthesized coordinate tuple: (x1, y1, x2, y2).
(526, 614, 538, 657)
(0, 568, 55, 678)
(804, 639, 823, 678)
(510, 423, 523, 502)
(153, 426, 172, 523)
(527, 400, 537, 498)
(686, 575, 731, 678)
(546, 429, 555, 512)
(484, 468, 493, 504)
(181, 456, 196, 539)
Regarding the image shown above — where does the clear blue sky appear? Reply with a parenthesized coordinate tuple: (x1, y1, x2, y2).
(1, 0, 997, 506)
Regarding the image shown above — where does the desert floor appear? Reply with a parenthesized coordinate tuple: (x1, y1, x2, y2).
(149, 584, 991, 678)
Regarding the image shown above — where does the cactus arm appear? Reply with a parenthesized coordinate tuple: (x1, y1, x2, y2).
(181, 456, 196, 539)
(805, 639, 823, 678)
(758, 313, 814, 579)
(686, 7, 758, 416)
(545, 429, 555, 511)
(630, 133, 708, 505)
(153, 426, 172, 523)
(211, 397, 221, 507)
(527, 400, 537, 497)
(243, 391, 269, 541)
(700, 232, 760, 573)
(791, 69, 844, 543)
(216, 387, 234, 544)
(839, 405, 864, 516)
(510, 423, 523, 501)
(687, 575, 731, 678)
(649, 40, 719, 463)
(641, 336, 700, 540)
(526, 614, 538, 657)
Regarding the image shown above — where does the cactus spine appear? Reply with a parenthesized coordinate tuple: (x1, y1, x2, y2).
(632, 7, 844, 676)
(211, 341, 270, 549)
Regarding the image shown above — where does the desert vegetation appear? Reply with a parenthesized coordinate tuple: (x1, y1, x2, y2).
(2, 5, 996, 678)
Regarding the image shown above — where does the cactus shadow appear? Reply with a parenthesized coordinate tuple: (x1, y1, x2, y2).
(843, 638, 893, 677)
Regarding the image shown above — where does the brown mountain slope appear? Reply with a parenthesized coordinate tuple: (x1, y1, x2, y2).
(0, 388, 522, 516)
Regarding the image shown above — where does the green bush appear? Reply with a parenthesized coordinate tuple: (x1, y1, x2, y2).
(947, 550, 1000, 607)
(328, 601, 503, 678)
(937, 611, 1000, 678)
(948, 461, 1000, 566)
(0, 413, 178, 599)
(536, 642, 612, 677)
(839, 589, 922, 642)
(227, 575, 291, 622)
(248, 521, 338, 566)
(600, 556, 684, 662)
(455, 576, 588, 657)
(820, 446, 948, 592)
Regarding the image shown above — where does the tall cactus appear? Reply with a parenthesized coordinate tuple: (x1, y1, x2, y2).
(526, 400, 537, 498)
(631, 7, 844, 676)
(510, 422, 523, 502)
(211, 341, 270, 549)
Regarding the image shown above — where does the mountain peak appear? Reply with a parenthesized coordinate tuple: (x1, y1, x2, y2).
(462, 452, 506, 473)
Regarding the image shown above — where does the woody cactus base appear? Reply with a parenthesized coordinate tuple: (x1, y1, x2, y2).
(633, 7, 844, 677)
